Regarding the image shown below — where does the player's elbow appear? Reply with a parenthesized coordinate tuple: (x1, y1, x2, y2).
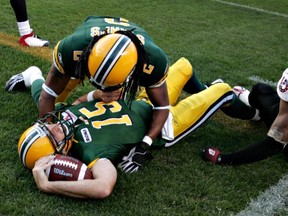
(91, 182, 115, 199)
(98, 187, 114, 199)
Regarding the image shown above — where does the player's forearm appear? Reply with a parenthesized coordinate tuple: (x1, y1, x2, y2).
(72, 90, 104, 105)
(38, 91, 56, 117)
(41, 181, 88, 198)
(72, 94, 89, 105)
(145, 82, 170, 141)
(43, 179, 112, 199)
(72, 89, 123, 105)
(146, 109, 169, 140)
(218, 136, 283, 165)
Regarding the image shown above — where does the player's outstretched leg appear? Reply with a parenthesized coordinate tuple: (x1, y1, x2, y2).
(232, 86, 261, 121)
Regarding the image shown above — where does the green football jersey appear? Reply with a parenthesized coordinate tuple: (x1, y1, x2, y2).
(53, 15, 169, 87)
(59, 99, 163, 166)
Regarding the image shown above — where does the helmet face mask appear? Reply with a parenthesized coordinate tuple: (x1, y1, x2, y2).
(37, 112, 75, 153)
(37, 122, 66, 153)
(89, 66, 135, 92)
(18, 112, 75, 169)
(87, 33, 138, 91)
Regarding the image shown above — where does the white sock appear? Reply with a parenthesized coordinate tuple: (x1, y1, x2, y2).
(17, 20, 32, 36)
(22, 66, 45, 87)
(239, 90, 250, 106)
(251, 109, 261, 121)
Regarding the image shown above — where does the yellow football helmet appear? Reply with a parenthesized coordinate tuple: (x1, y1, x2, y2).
(18, 123, 56, 169)
(18, 112, 75, 169)
(88, 33, 138, 91)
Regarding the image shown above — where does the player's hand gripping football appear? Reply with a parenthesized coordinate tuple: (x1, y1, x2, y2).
(32, 155, 55, 189)
(118, 142, 152, 173)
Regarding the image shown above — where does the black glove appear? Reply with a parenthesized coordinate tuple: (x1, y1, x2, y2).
(118, 142, 152, 173)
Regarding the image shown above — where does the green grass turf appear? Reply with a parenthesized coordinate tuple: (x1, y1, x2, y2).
(1, 0, 288, 215)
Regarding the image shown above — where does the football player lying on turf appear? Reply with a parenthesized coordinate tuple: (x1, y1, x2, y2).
(10, 58, 259, 199)
(203, 68, 288, 165)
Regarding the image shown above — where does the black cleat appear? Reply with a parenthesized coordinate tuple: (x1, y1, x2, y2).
(5, 73, 26, 92)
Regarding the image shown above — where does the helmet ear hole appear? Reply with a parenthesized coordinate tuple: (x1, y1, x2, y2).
(87, 33, 138, 90)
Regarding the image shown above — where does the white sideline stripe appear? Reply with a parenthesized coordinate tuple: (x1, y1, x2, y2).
(212, 0, 288, 19)
(249, 76, 277, 87)
(236, 174, 288, 216)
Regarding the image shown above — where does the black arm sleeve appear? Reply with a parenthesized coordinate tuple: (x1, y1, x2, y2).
(218, 136, 283, 165)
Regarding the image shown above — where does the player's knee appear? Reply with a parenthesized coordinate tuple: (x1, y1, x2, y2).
(249, 83, 275, 108)
(214, 83, 232, 92)
(251, 83, 273, 96)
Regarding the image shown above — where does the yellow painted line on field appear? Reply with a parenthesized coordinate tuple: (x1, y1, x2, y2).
(0, 32, 52, 61)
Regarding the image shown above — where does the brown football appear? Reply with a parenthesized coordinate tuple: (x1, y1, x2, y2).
(45, 154, 93, 181)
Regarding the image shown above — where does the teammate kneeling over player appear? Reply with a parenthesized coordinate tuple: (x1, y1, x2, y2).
(10, 58, 259, 199)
